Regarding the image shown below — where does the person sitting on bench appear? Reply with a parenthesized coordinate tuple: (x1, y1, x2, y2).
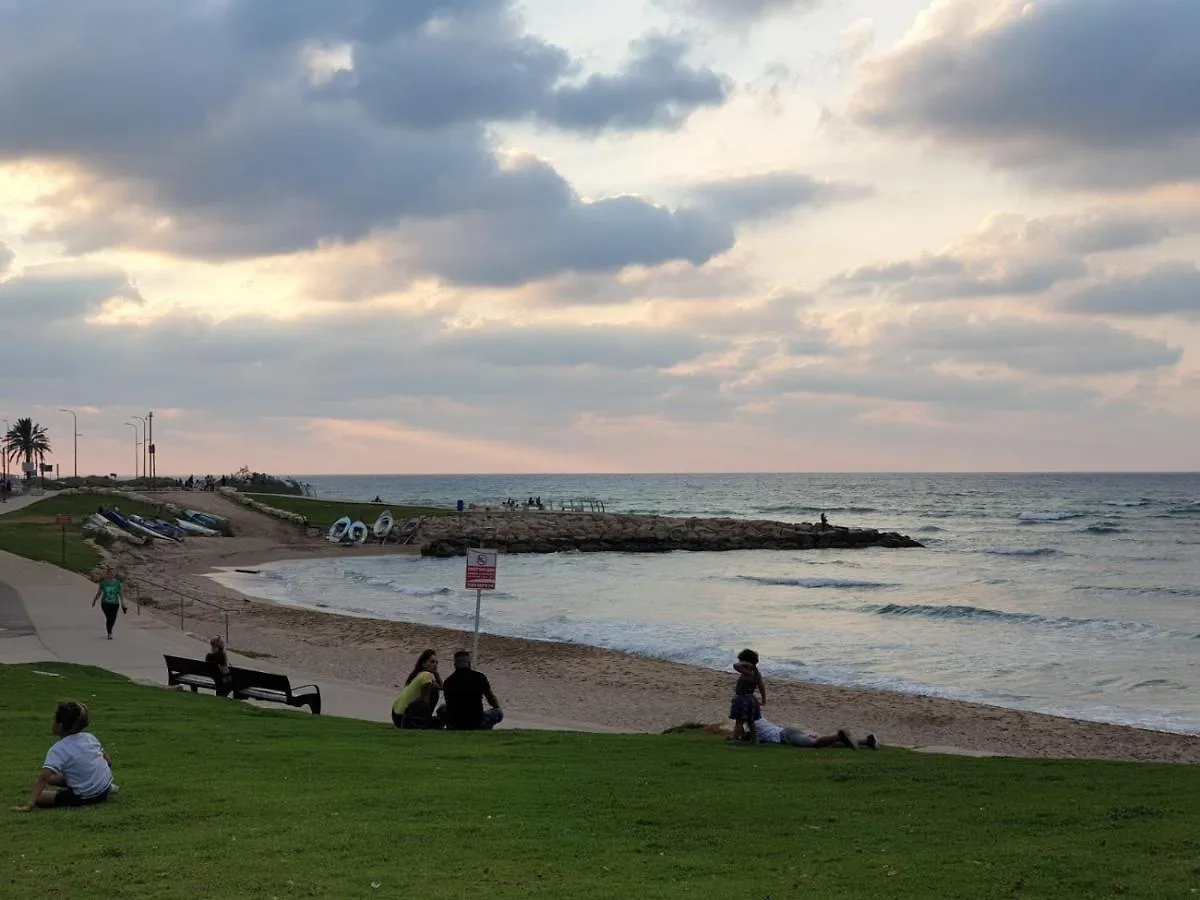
(439, 650, 504, 731)
(206, 635, 234, 697)
(392, 649, 442, 729)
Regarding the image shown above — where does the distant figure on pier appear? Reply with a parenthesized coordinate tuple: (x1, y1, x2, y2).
(819, 513, 828, 528)
(372, 495, 383, 503)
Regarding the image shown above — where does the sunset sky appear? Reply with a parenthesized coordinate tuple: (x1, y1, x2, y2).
(2, 0, 1198, 476)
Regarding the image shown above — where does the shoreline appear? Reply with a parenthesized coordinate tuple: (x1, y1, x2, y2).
(113, 491, 1200, 763)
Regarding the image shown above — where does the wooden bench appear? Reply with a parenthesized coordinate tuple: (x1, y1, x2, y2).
(163, 655, 322, 714)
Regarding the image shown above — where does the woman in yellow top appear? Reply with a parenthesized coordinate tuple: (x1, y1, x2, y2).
(391, 649, 442, 729)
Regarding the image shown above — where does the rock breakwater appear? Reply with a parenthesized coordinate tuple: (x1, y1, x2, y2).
(418, 512, 921, 557)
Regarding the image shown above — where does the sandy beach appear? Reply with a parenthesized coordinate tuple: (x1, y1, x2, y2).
(115, 491, 1200, 764)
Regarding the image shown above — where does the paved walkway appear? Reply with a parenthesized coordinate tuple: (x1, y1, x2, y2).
(0, 550, 614, 732)
(0, 490, 57, 516)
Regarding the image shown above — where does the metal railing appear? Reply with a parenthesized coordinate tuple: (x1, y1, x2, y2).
(128, 576, 239, 644)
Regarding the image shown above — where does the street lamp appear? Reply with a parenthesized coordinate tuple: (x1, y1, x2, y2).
(59, 408, 79, 479)
(124, 423, 140, 479)
(132, 415, 147, 482)
(1, 417, 8, 483)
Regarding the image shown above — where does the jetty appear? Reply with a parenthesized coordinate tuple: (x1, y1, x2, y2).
(418, 512, 921, 557)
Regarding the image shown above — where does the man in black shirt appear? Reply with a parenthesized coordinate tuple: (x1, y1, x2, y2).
(440, 650, 503, 730)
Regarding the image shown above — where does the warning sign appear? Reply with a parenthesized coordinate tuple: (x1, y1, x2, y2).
(465, 548, 497, 590)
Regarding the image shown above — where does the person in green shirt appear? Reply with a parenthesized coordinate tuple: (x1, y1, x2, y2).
(91, 571, 127, 640)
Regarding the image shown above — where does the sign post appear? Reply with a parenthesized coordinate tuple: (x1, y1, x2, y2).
(464, 548, 497, 662)
(55, 514, 71, 564)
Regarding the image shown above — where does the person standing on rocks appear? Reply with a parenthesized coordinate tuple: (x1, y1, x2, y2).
(91, 571, 127, 640)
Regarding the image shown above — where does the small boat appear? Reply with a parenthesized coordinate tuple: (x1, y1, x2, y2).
(104, 509, 175, 543)
(343, 521, 369, 545)
(184, 510, 226, 529)
(372, 510, 394, 540)
(327, 516, 352, 542)
(148, 518, 189, 540)
(127, 515, 183, 542)
(175, 518, 219, 537)
(84, 514, 148, 545)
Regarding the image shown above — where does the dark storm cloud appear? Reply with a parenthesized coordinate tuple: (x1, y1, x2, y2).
(0, 1, 734, 281)
(0, 262, 142, 325)
(853, 0, 1200, 188)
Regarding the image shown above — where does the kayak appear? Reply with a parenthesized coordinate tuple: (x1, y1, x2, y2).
(175, 518, 220, 537)
(328, 516, 352, 542)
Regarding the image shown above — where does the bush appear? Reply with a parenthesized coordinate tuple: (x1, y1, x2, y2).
(225, 467, 311, 496)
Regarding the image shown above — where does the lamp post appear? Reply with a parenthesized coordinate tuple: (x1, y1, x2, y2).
(124, 423, 140, 479)
(147, 410, 154, 483)
(132, 415, 147, 482)
(58, 408, 78, 479)
(1, 417, 8, 483)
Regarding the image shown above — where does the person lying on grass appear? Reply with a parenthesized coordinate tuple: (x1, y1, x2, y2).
(12, 701, 119, 812)
(665, 716, 880, 750)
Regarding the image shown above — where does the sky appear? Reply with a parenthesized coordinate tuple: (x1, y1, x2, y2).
(1, 0, 1198, 476)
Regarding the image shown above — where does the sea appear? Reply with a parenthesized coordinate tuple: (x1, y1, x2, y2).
(208, 473, 1200, 735)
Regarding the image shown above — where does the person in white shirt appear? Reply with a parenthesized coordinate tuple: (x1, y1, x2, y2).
(736, 715, 879, 750)
(11, 701, 118, 812)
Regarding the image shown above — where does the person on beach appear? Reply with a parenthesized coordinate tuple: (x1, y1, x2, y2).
(731, 648, 766, 744)
(392, 649, 443, 729)
(11, 701, 119, 812)
(670, 718, 878, 750)
(206, 635, 235, 697)
(440, 650, 504, 731)
(91, 571, 127, 640)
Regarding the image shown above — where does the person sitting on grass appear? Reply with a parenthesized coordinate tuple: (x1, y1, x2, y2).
(439, 650, 504, 731)
(731, 648, 766, 744)
(91, 570, 127, 640)
(12, 701, 119, 812)
(392, 649, 443, 729)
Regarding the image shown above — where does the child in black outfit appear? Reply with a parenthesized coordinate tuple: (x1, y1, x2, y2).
(730, 648, 767, 744)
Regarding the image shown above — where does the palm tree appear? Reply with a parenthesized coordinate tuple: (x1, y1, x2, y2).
(3, 417, 52, 482)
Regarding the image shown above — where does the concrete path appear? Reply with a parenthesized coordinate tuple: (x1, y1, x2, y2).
(0, 490, 58, 517)
(0, 550, 614, 732)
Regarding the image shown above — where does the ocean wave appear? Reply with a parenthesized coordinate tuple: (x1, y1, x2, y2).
(1103, 500, 1149, 508)
(756, 505, 880, 515)
(1017, 511, 1084, 523)
(736, 575, 895, 590)
(337, 569, 453, 597)
(1164, 503, 1200, 516)
(1073, 584, 1200, 599)
(977, 547, 1060, 557)
(864, 602, 1178, 638)
(917, 525, 946, 533)
(1083, 523, 1125, 535)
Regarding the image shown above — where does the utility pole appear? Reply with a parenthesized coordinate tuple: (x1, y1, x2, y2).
(1, 417, 8, 483)
(124, 423, 140, 478)
(147, 410, 154, 483)
(59, 408, 78, 479)
(133, 415, 147, 481)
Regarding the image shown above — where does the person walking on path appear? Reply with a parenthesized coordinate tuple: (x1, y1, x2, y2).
(440, 650, 504, 730)
(91, 571, 127, 639)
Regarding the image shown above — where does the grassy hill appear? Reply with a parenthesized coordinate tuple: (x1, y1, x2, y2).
(0, 493, 171, 574)
(241, 492, 452, 529)
(2, 663, 1197, 899)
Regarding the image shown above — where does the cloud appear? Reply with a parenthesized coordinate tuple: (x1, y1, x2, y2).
(826, 208, 1184, 303)
(881, 312, 1183, 376)
(1059, 262, 1200, 320)
(677, 0, 823, 25)
(0, 261, 142, 325)
(0, 1, 735, 284)
(852, 0, 1200, 189)
(0, 242, 13, 276)
(689, 172, 873, 225)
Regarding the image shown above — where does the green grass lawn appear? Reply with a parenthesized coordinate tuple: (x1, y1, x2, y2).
(3, 664, 1197, 899)
(0, 494, 171, 574)
(243, 493, 452, 529)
